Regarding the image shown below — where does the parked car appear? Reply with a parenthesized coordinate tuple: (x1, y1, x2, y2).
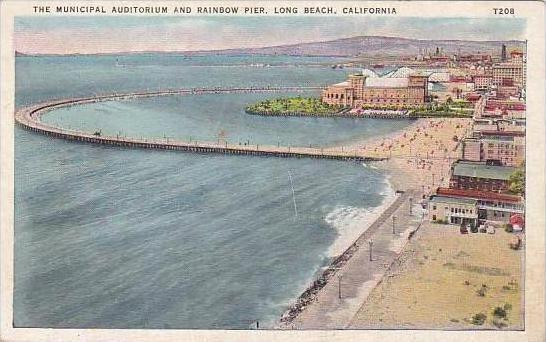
(460, 224, 469, 234)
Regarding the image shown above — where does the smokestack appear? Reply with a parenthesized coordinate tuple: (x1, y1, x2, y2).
(501, 44, 507, 61)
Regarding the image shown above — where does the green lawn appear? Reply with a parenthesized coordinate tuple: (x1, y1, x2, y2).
(245, 97, 342, 116)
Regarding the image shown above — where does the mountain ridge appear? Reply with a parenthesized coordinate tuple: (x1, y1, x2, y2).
(16, 35, 525, 57)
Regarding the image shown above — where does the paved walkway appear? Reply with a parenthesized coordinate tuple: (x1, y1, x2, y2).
(281, 189, 423, 329)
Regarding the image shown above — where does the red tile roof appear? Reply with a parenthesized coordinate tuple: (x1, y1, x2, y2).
(436, 187, 522, 203)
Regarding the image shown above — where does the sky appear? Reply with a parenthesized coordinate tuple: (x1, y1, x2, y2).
(14, 17, 526, 54)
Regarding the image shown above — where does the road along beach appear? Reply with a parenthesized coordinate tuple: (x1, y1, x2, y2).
(278, 187, 423, 329)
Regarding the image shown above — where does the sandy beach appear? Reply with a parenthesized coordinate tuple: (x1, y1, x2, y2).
(353, 117, 473, 192)
(349, 223, 524, 330)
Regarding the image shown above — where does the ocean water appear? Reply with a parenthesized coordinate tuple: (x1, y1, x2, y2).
(41, 92, 411, 147)
(14, 55, 410, 329)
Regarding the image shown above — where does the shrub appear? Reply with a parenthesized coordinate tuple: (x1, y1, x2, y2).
(508, 168, 525, 196)
(471, 313, 487, 325)
(504, 303, 513, 311)
(493, 306, 507, 319)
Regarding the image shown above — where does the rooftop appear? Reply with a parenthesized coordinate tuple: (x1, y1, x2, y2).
(493, 63, 524, 68)
(452, 161, 517, 181)
(365, 77, 409, 88)
(481, 135, 515, 142)
(331, 81, 351, 88)
(384, 67, 415, 78)
(430, 195, 477, 205)
(478, 130, 526, 138)
(436, 187, 522, 203)
(361, 68, 378, 78)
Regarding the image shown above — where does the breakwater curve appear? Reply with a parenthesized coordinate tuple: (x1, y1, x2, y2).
(15, 87, 387, 163)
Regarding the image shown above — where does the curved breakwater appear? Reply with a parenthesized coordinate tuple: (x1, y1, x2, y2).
(15, 87, 387, 163)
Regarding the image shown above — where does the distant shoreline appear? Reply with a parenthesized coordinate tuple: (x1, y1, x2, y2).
(14, 35, 524, 58)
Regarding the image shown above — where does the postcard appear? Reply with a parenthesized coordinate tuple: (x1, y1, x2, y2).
(0, 1, 544, 341)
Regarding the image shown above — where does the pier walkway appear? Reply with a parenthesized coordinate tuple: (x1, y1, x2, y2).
(15, 87, 387, 163)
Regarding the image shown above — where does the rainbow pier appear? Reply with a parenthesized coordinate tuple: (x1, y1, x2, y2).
(15, 87, 388, 163)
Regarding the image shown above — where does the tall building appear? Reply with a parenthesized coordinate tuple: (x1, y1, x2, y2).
(492, 50, 526, 88)
(462, 136, 525, 167)
(322, 73, 429, 108)
(501, 44, 507, 61)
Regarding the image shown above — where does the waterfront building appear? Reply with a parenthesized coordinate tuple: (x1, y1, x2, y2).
(321, 73, 429, 108)
(473, 120, 526, 135)
(481, 136, 525, 167)
(448, 160, 517, 192)
(462, 136, 525, 167)
(428, 195, 478, 227)
(435, 187, 524, 225)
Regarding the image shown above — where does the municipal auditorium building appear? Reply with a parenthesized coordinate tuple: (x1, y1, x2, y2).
(322, 71, 429, 108)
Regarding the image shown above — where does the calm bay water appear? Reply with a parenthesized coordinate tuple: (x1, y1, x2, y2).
(15, 55, 410, 329)
(41, 92, 411, 147)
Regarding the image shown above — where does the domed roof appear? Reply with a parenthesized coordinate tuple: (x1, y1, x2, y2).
(384, 67, 416, 78)
(361, 68, 378, 78)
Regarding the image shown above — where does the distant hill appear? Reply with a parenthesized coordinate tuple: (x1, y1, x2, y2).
(193, 36, 525, 57)
(16, 36, 525, 57)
